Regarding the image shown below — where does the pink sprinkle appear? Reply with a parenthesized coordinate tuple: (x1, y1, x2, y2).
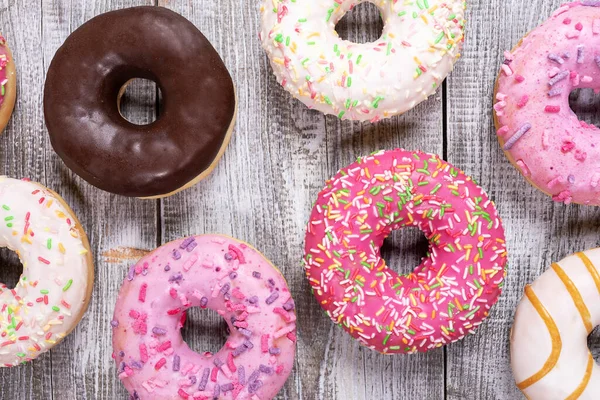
(563, 18, 571, 25)
(547, 176, 562, 189)
(276, 364, 285, 374)
(496, 92, 507, 101)
(261, 335, 269, 353)
(170, 288, 177, 299)
(286, 332, 297, 342)
(548, 67, 560, 78)
(582, 76, 593, 83)
(515, 75, 525, 83)
(139, 283, 147, 303)
(228, 245, 246, 264)
(575, 22, 583, 31)
(552, 190, 572, 204)
(591, 173, 600, 188)
(232, 287, 245, 300)
(227, 352, 236, 372)
(155, 358, 167, 370)
(140, 344, 148, 363)
(38, 257, 50, 265)
(497, 126, 509, 136)
(503, 51, 514, 61)
(178, 388, 189, 399)
(545, 105, 561, 113)
(561, 140, 575, 153)
(210, 367, 219, 382)
(274, 324, 296, 339)
(517, 95, 529, 108)
(157, 340, 172, 352)
(501, 64, 513, 76)
(516, 160, 530, 177)
(542, 130, 550, 150)
(233, 320, 248, 328)
(575, 149, 587, 161)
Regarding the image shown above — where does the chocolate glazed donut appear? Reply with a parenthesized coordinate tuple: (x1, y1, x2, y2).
(44, 7, 236, 198)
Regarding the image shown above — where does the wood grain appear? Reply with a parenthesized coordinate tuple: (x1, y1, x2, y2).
(445, 1, 600, 399)
(1, 0, 599, 399)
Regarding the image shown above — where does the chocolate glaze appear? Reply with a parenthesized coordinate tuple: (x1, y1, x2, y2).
(44, 6, 236, 197)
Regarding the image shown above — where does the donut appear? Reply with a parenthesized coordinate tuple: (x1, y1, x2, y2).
(494, 1, 600, 205)
(112, 235, 297, 400)
(44, 7, 236, 198)
(259, 0, 465, 122)
(303, 149, 508, 354)
(0, 34, 16, 133)
(511, 249, 600, 399)
(0, 177, 93, 367)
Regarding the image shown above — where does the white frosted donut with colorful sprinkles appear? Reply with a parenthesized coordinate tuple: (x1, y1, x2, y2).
(112, 235, 296, 400)
(259, 0, 466, 122)
(511, 249, 600, 399)
(494, 1, 600, 205)
(0, 177, 93, 367)
(303, 149, 508, 354)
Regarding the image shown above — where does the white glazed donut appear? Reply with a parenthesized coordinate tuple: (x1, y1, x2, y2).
(259, 0, 466, 122)
(511, 248, 600, 399)
(0, 178, 93, 367)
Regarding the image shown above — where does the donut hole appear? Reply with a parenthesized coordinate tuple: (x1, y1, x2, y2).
(335, 2, 384, 44)
(117, 78, 161, 126)
(181, 306, 229, 356)
(380, 227, 429, 276)
(569, 88, 600, 128)
(0, 247, 22, 290)
(588, 326, 600, 363)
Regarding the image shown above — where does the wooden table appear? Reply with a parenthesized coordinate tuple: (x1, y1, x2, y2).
(0, 0, 599, 399)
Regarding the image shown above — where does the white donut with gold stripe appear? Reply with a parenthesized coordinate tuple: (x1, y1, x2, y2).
(511, 249, 600, 399)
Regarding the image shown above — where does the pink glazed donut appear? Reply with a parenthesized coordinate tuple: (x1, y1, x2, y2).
(112, 235, 297, 400)
(494, 1, 600, 205)
(303, 149, 508, 354)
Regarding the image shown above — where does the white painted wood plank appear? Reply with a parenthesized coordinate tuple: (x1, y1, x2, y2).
(446, 1, 600, 399)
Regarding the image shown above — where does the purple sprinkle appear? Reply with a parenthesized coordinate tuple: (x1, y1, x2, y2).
(248, 380, 263, 394)
(130, 391, 140, 400)
(186, 241, 197, 252)
(224, 252, 234, 261)
(141, 269, 148, 276)
(252, 271, 261, 279)
(173, 354, 180, 371)
(269, 347, 281, 355)
(283, 299, 295, 311)
(213, 358, 224, 368)
(220, 283, 231, 295)
(127, 266, 135, 281)
(213, 383, 221, 397)
(548, 70, 569, 86)
(172, 250, 181, 260)
(248, 296, 259, 304)
(198, 368, 210, 390)
(168, 272, 183, 283)
(221, 383, 234, 392)
(180, 237, 194, 250)
(248, 369, 260, 383)
(229, 272, 238, 280)
(164, 264, 171, 272)
(119, 351, 125, 358)
(568, 175, 575, 184)
(232, 345, 247, 357)
(244, 340, 254, 349)
(111, 320, 119, 328)
(200, 297, 208, 308)
(577, 45, 585, 64)
(548, 87, 563, 97)
(267, 278, 276, 288)
(562, 52, 570, 59)
(265, 291, 279, 305)
(239, 328, 253, 338)
(259, 364, 274, 375)
(238, 366, 246, 385)
(503, 123, 532, 150)
(595, 55, 600, 69)
(581, 0, 600, 6)
(152, 327, 167, 335)
(547, 53, 564, 65)
(189, 375, 197, 385)
(131, 361, 142, 369)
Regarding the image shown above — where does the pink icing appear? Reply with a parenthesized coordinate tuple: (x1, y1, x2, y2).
(495, 1, 600, 205)
(0, 35, 9, 109)
(112, 235, 296, 400)
(303, 149, 507, 354)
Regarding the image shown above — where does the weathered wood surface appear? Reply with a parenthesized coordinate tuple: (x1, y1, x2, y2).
(0, 0, 598, 399)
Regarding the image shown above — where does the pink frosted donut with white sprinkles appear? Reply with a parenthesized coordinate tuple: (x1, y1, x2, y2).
(303, 149, 508, 354)
(112, 235, 296, 400)
(494, 1, 600, 205)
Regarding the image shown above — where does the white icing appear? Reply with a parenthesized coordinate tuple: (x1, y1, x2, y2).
(0, 178, 92, 367)
(260, 0, 465, 121)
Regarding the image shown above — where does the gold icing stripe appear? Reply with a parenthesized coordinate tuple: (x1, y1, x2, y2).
(516, 285, 562, 390)
(577, 252, 600, 295)
(551, 263, 593, 333)
(566, 353, 594, 400)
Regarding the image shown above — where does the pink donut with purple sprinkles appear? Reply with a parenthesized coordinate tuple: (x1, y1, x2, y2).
(495, 1, 600, 205)
(112, 235, 296, 400)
